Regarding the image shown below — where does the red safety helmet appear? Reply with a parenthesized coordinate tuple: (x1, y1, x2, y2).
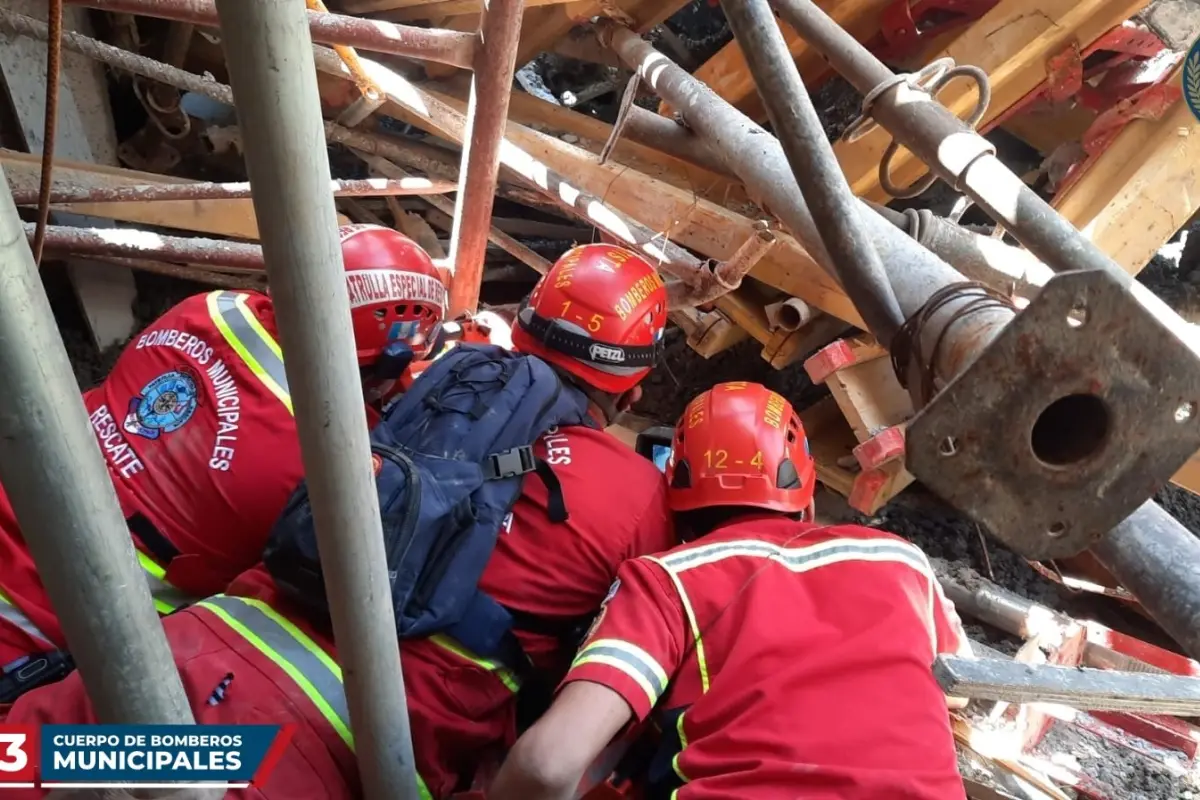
(667, 382, 817, 515)
(512, 244, 667, 394)
(340, 224, 447, 363)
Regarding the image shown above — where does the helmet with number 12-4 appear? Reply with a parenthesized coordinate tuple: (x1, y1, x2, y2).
(512, 243, 668, 395)
(667, 382, 818, 517)
(339, 224, 447, 364)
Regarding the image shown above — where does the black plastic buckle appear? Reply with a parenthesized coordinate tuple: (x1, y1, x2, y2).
(484, 445, 536, 480)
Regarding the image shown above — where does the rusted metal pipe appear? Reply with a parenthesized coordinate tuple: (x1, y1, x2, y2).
(0, 9, 459, 191)
(10, 176, 453, 206)
(447, 0, 526, 317)
(63, 0, 476, 69)
(721, 0, 904, 346)
(27, 223, 265, 269)
(596, 21, 1014, 381)
(10, 177, 457, 206)
(311, 46, 724, 302)
(622, 107, 734, 177)
(768, 0, 1133, 283)
(89, 255, 265, 289)
(667, 222, 777, 307)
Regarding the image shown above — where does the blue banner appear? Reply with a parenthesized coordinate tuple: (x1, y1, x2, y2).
(39, 724, 288, 786)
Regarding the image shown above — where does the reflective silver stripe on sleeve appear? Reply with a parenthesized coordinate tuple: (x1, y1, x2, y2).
(209, 291, 292, 413)
(198, 595, 352, 747)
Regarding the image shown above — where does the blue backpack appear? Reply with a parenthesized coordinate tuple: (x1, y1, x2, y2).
(262, 344, 592, 666)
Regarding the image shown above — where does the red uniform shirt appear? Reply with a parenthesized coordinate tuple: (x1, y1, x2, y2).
(0, 290, 303, 660)
(479, 422, 676, 672)
(1, 425, 674, 799)
(565, 519, 971, 800)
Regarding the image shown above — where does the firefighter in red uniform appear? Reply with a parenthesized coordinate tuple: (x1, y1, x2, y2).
(1, 243, 676, 800)
(490, 381, 973, 800)
(0, 224, 446, 697)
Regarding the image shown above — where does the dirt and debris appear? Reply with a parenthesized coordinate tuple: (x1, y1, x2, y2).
(1034, 721, 1199, 799)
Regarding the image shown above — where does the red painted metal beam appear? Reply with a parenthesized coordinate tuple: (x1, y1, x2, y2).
(447, 0, 526, 317)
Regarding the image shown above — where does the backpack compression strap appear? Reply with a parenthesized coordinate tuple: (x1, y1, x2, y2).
(481, 446, 570, 523)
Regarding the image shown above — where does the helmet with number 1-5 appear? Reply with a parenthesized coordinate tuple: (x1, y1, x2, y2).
(667, 382, 817, 515)
(339, 224, 447, 364)
(512, 243, 668, 394)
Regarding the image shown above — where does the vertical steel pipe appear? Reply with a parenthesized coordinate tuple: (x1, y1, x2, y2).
(767, 0, 1132, 282)
(0, 170, 193, 725)
(211, 2, 419, 799)
(721, 0, 904, 345)
(447, 0, 526, 316)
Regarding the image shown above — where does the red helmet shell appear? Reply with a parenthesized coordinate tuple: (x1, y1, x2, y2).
(511, 244, 667, 394)
(340, 224, 446, 363)
(667, 382, 817, 514)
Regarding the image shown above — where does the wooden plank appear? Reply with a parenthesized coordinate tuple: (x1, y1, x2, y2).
(372, 82, 865, 324)
(381, 0, 570, 21)
(1002, 103, 1096, 156)
(0, 149, 261, 239)
(1052, 91, 1200, 277)
(440, 83, 747, 205)
(935, 656, 1200, 715)
(685, 0, 891, 123)
(836, 0, 1149, 204)
(425, 0, 600, 80)
(826, 356, 913, 441)
(800, 396, 859, 498)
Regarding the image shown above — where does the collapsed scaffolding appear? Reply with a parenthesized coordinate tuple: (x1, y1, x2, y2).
(2, 0, 1200, 797)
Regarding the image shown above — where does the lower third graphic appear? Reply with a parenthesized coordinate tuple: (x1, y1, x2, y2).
(0, 723, 294, 789)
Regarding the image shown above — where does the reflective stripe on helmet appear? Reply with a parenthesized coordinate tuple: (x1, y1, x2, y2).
(198, 594, 439, 800)
(206, 292, 293, 415)
(0, 587, 52, 649)
(136, 551, 201, 615)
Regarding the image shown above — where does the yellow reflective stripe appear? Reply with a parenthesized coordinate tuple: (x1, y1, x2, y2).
(206, 292, 293, 415)
(646, 556, 709, 694)
(137, 551, 166, 580)
(0, 586, 51, 647)
(199, 598, 353, 749)
(671, 711, 689, 785)
(200, 596, 437, 799)
(429, 634, 520, 693)
(236, 293, 284, 361)
(135, 552, 198, 615)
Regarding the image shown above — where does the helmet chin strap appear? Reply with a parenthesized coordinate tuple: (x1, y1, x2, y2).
(360, 340, 416, 407)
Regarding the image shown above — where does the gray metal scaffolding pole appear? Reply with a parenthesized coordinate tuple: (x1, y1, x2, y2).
(721, 0, 904, 346)
(211, 2, 419, 799)
(0, 168, 193, 725)
(767, 0, 1132, 282)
